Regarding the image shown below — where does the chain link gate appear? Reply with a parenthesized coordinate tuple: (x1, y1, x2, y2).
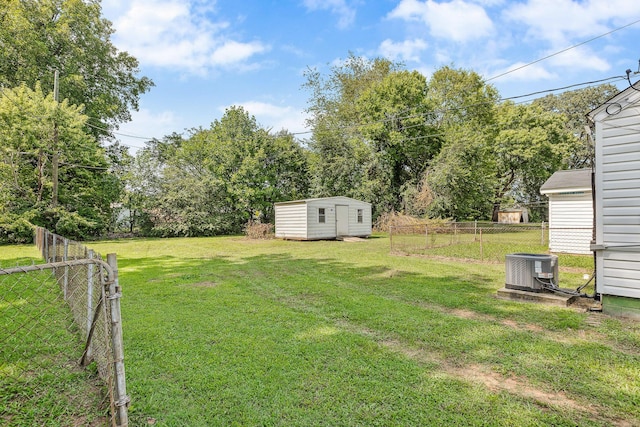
(1, 227, 129, 426)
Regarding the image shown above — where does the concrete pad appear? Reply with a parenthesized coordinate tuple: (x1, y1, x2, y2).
(338, 236, 367, 242)
(496, 287, 577, 307)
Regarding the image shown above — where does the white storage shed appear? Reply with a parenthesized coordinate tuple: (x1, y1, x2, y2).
(588, 83, 640, 318)
(274, 196, 372, 240)
(540, 169, 593, 254)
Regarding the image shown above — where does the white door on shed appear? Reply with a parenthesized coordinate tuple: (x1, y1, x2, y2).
(336, 205, 349, 236)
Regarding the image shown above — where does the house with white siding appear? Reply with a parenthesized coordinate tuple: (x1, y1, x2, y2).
(540, 169, 593, 254)
(588, 83, 640, 318)
(274, 197, 372, 240)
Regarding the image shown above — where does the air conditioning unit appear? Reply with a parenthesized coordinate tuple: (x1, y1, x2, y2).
(505, 253, 558, 292)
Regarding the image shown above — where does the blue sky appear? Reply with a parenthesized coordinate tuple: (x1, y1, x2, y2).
(100, 0, 640, 151)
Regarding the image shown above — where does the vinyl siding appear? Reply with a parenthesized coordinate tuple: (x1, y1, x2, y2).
(548, 193, 592, 254)
(306, 200, 338, 239)
(600, 250, 640, 298)
(347, 204, 372, 236)
(274, 203, 307, 239)
(275, 197, 372, 240)
(593, 91, 640, 298)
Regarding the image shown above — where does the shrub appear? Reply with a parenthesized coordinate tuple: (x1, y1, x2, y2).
(244, 220, 274, 239)
(55, 210, 97, 240)
(0, 215, 35, 244)
(373, 211, 453, 233)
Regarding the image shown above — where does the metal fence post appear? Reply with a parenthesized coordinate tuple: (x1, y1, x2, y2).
(52, 235, 57, 263)
(63, 238, 69, 300)
(87, 250, 94, 341)
(43, 229, 49, 261)
(480, 228, 484, 262)
(107, 253, 129, 427)
(425, 225, 428, 250)
(541, 221, 545, 246)
(454, 222, 458, 244)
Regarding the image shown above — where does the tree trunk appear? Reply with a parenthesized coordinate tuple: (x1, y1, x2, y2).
(491, 202, 500, 222)
(37, 149, 45, 203)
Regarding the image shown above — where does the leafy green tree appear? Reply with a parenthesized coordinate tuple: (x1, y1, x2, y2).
(421, 67, 589, 221)
(304, 54, 400, 129)
(0, 0, 153, 138)
(144, 107, 310, 236)
(427, 66, 500, 129)
(303, 54, 401, 214)
(304, 61, 507, 218)
(426, 127, 495, 220)
(411, 66, 500, 219)
(231, 130, 310, 222)
(533, 84, 618, 168)
(490, 102, 578, 221)
(0, 83, 115, 239)
(357, 71, 441, 211)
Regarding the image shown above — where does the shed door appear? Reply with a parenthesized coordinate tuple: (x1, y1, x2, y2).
(336, 205, 349, 236)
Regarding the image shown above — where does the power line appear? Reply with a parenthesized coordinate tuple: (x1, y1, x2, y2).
(501, 76, 626, 100)
(59, 160, 109, 171)
(486, 17, 640, 82)
(1, 72, 630, 144)
(85, 119, 162, 141)
(3, 151, 110, 171)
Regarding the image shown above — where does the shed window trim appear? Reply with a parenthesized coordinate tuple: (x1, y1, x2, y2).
(357, 209, 363, 223)
(318, 208, 326, 223)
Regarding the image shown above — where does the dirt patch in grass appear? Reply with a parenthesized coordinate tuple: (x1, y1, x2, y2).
(336, 321, 591, 416)
(456, 364, 583, 410)
(259, 284, 637, 425)
(500, 318, 544, 332)
(376, 334, 634, 426)
(448, 308, 492, 321)
(189, 281, 219, 288)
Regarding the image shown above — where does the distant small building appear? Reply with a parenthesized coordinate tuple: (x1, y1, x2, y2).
(540, 169, 593, 254)
(274, 196, 371, 240)
(498, 208, 528, 224)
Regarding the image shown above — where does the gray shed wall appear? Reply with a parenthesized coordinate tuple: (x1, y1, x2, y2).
(275, 197, 372, 240)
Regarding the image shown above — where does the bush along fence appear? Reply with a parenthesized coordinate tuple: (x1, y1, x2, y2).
(0, 227, 129, 426)
(389, 222, 594, 262)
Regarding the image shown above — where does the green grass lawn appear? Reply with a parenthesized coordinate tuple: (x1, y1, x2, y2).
(3, 235, 639, 426)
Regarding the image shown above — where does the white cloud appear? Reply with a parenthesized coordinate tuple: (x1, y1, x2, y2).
(504, 0, 640, 46)
(547, 46, 611, 72)
(303, 0, 356, 29)
(379, 38, 428, 62)
(471, 0, 505, 6)
(104, 0, 268, 74)
(224, 101, 309, 134)
(489, 61, 556, 82)
(210, 41, 269, 66)
(388, 0, 494, 42)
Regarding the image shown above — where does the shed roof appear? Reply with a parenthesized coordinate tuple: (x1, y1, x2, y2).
(540, 169, 592, 194)
(274, 196, 371, 206)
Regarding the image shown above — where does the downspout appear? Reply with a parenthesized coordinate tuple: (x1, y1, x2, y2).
(586, 122, 600, 301)
(590, 164, 599, 301)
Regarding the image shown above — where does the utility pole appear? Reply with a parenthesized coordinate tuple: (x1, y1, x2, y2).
(52, 70, 59, 208)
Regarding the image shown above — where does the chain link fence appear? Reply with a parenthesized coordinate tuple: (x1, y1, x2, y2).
(1, 227, 128, 426)
(390, 222, 594, 262)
